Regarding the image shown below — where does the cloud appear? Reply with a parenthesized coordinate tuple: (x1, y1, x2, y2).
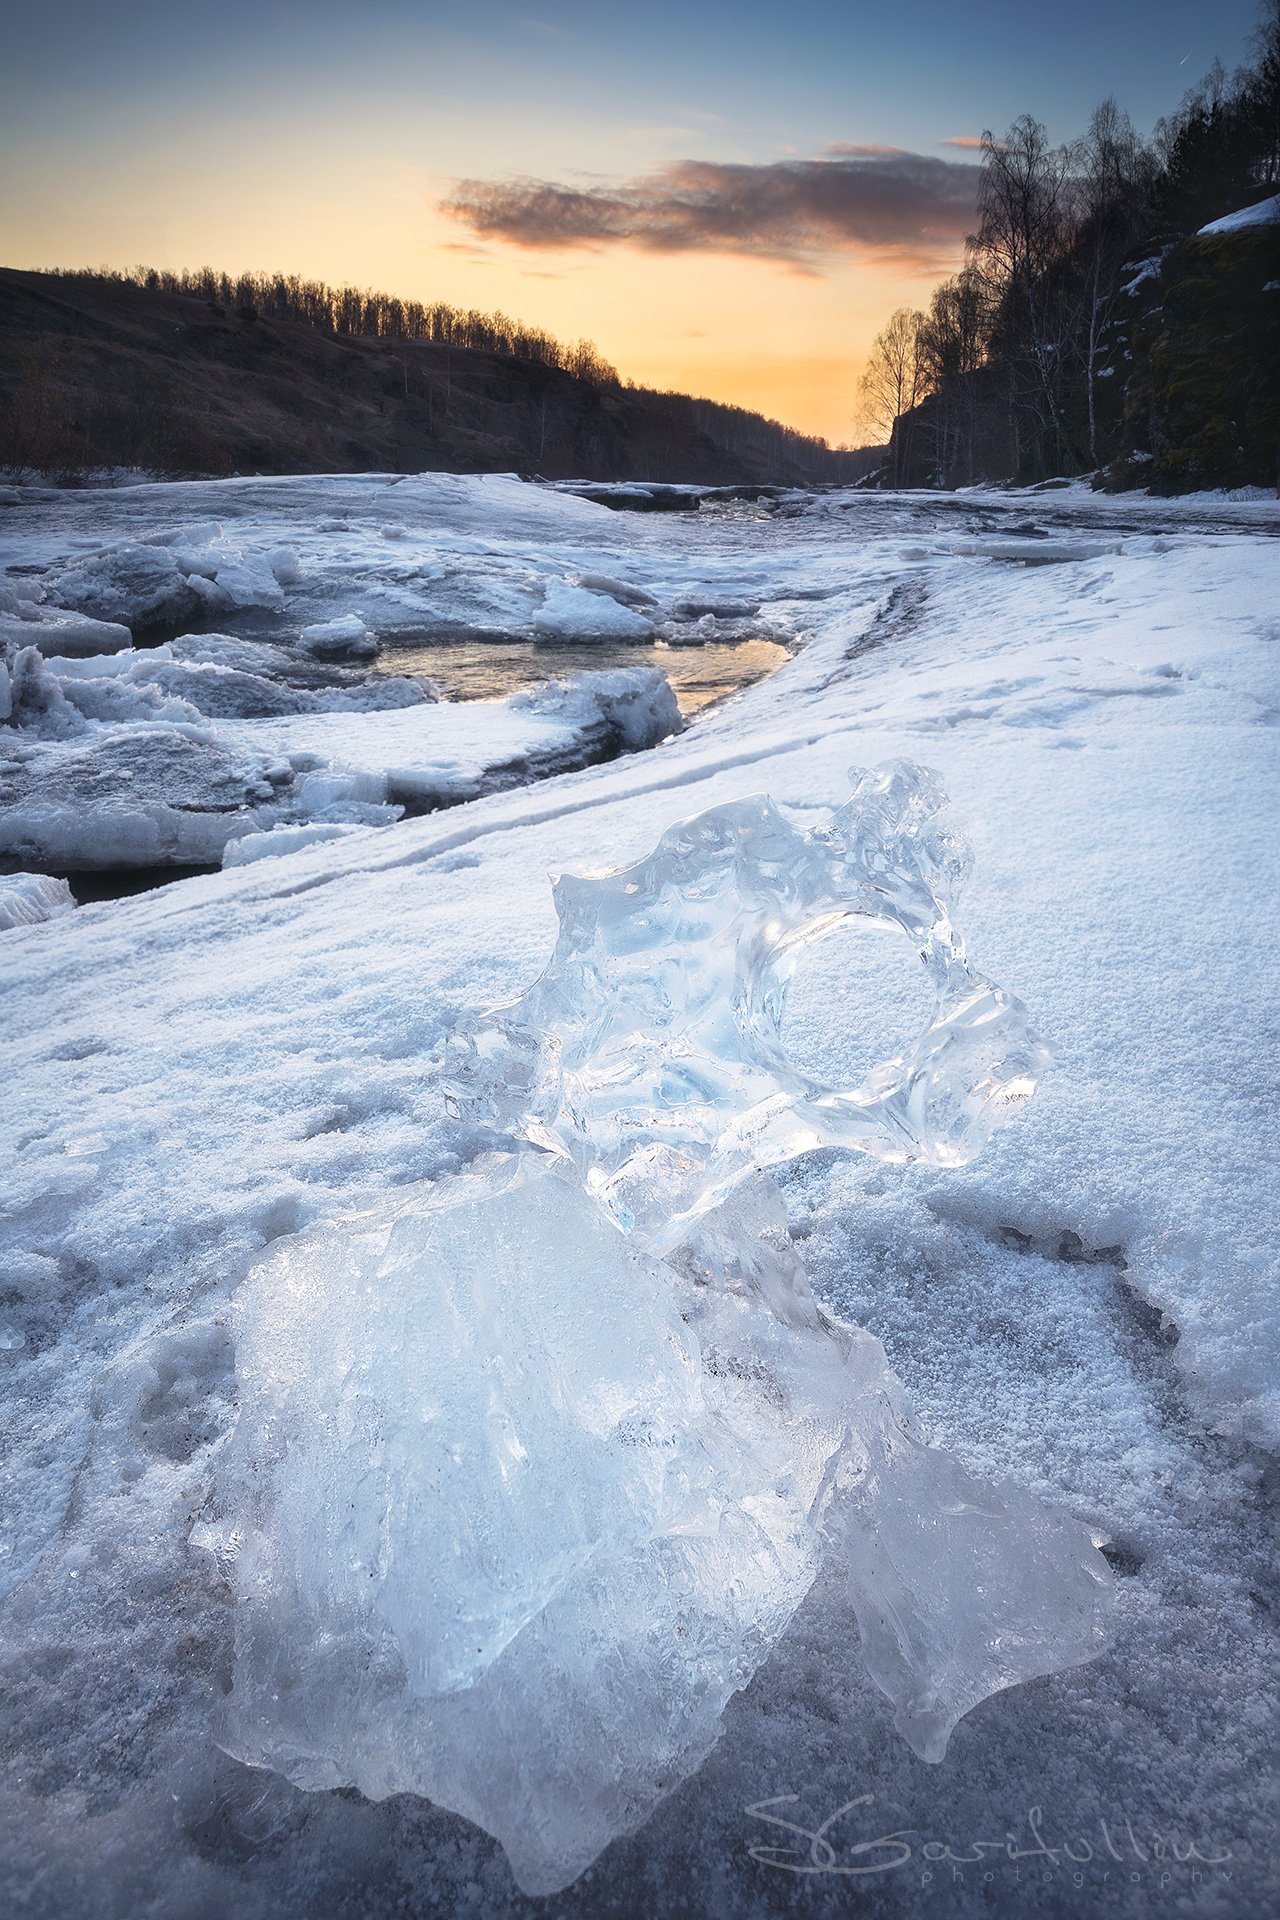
(623, 124, 716, 142)
(442, 149, 980, 271)
(823, 142, 908, 156)
(513, 16, 573, 38)
(941, 135, 987, 150)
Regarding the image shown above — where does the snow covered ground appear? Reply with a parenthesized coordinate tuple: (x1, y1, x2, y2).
(1, 474, 1277, 1918)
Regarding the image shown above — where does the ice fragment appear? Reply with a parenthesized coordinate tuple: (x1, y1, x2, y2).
(203, 763, 1110, 1895)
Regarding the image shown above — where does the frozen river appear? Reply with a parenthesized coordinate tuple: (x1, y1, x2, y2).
(1, 472, 1278, 1920)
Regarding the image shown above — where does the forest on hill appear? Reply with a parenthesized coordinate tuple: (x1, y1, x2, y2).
(0, 267, 874, 489)
(861, 3, 1280, 492)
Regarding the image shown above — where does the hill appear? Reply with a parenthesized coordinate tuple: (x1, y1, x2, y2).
(0, 268, 873, 488)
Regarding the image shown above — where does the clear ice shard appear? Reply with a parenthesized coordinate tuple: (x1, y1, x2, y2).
(201, 763, 1111, 1896)
(453, 761, 1050, 1247)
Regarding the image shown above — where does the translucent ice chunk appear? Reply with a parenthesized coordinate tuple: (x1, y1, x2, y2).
(201, 1159, 821, 1895)
(672, 1174, 1111, 1765)
(453, 761, 1049, 1245)
(204, 763, 1110, 1895)
(206, 1160, 1109, 1894)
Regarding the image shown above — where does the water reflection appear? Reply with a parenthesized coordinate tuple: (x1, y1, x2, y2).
(375, 637, 790, 716)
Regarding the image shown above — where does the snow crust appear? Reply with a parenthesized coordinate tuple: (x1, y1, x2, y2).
(1198, 192, 1280, 234)
(1, 473, 1277, 1917)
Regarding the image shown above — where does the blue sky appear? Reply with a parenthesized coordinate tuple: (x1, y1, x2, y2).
(6, 1, 1258, 150)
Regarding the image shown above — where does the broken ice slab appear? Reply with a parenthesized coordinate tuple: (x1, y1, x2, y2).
(0, 870, 77, 930)
(0, 606, 134, 657)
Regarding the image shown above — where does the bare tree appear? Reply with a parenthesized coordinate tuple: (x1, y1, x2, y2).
(859, 308, 926, 483)
(1075, 99, 1151, 465)
(973, 116, 1075, 475)
(918, 266, 992, 484)
(1252, 0, 1280, 186)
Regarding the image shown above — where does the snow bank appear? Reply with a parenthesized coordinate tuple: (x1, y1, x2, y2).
(1198, 192, 1280, 235)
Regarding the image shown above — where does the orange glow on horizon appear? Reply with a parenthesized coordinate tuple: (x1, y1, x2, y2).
(0, 132, 964, 444)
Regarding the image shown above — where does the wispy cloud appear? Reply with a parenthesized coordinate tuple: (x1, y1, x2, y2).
(941, 135, 986, 149)
(442, 150, 980, 272)
(512, 15, 574, 39)
(622, 124, 717, 142)
(823, 142, 908, 156)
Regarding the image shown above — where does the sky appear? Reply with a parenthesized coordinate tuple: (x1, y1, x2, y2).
(0, 1, 1263, 441)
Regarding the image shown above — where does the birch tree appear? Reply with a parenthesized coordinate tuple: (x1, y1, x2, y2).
(859, 308, 926, 483)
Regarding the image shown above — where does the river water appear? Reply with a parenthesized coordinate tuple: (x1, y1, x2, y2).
(374, 634, 790, 715)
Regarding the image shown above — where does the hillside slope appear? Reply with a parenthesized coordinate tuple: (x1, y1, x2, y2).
(0, 269, 863, 486)
(1108, 219, 1280, 491)
(887, 211, 1278, 494)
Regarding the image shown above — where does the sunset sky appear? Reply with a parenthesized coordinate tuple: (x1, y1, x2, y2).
(1, 1, 1262, 441)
